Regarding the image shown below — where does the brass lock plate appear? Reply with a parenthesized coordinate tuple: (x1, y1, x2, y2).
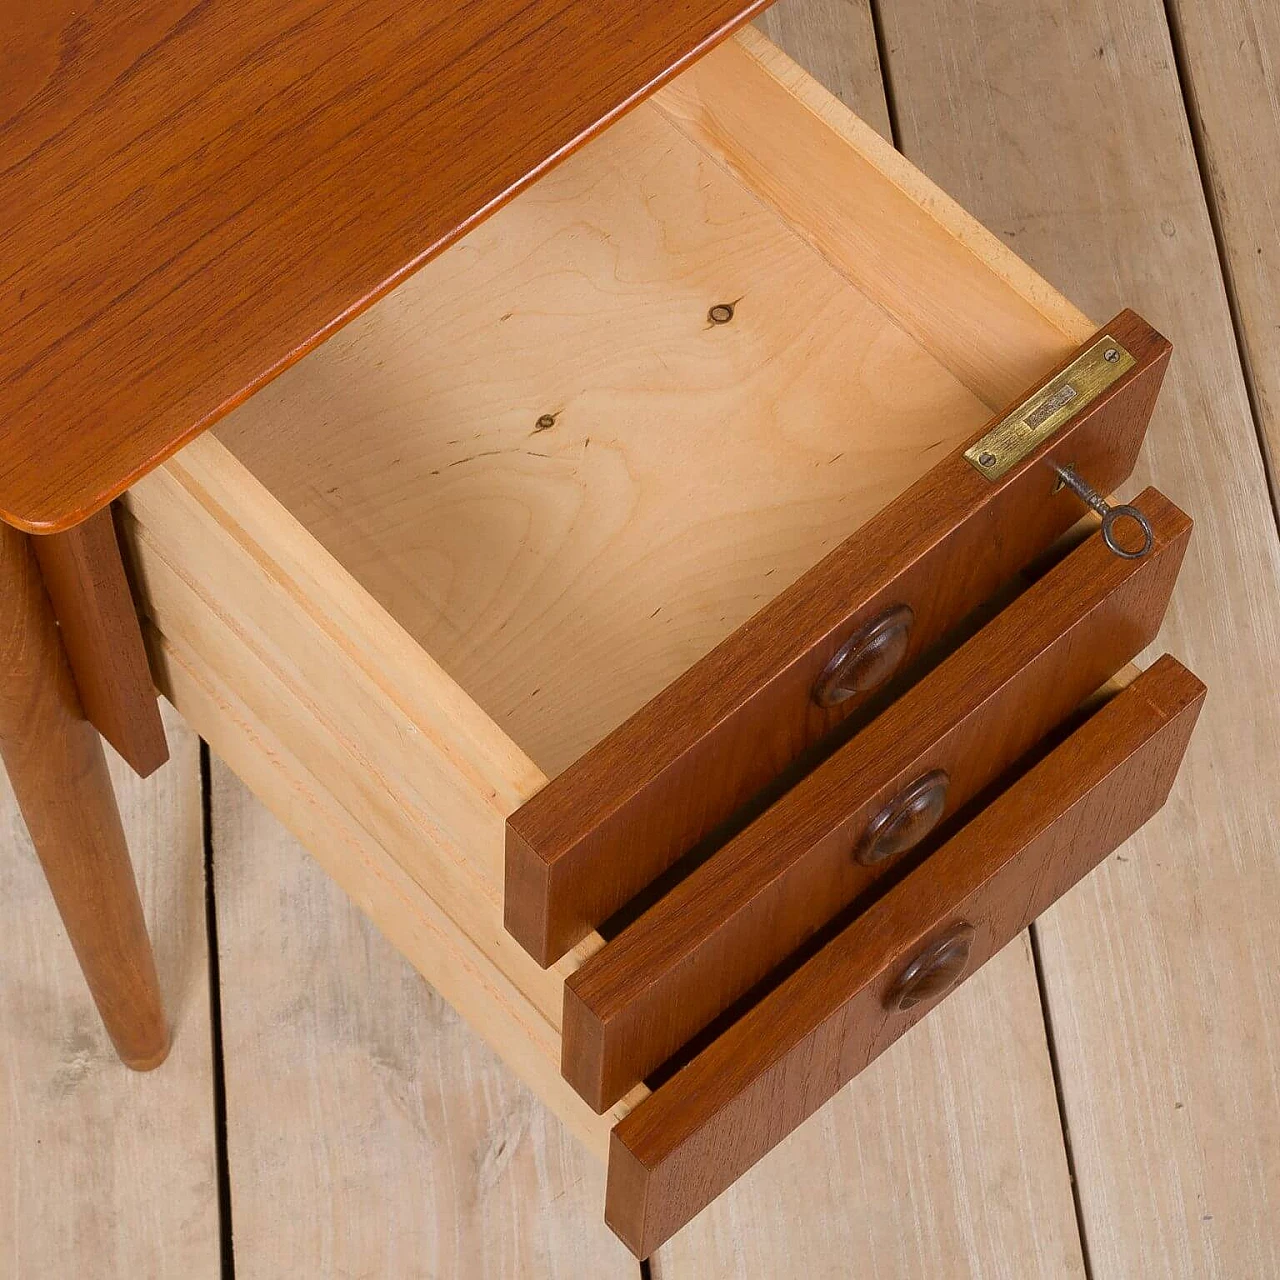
(964, 335, 1136, 481)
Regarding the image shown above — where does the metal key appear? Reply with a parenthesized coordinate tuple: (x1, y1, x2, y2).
(1051, 464, 1154, 559)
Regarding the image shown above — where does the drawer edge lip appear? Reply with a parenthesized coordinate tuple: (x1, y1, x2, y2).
(718, 29, 1097, 347)
(656, 26, 1096, 409)
(129, 432, 549, 816)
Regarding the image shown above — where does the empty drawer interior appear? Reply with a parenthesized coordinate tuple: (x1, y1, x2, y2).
(212, 34, 1092, 782)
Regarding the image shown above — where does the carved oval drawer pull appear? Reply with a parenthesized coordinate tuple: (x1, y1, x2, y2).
(813, 604, 914, 707)
(855, 768, 949, 866)
(889, 922, 977, 1011)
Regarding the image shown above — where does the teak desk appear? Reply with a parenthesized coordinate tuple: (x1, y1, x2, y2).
(2, 3, 1204, 1256)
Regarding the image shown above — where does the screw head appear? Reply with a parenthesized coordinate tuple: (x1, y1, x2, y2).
(1104, 347, 1120, 363)
(978, 451, 997, 468)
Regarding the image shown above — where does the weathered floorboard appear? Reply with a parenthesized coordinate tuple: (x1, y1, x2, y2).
(1167, 0, 1280, 480)
(655, 4, 1087, 1273)
(878, 0, 1280, 1274)
(210, 760, 637, 1279)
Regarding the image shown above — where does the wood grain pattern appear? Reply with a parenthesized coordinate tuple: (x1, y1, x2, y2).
(563, 488, 1190, 1110)
(507, 309, 1171, 967)
(650, 932, 1087, 1277)
(124, 438, 553, 1016)
(0, 700, 218, 1276)
(0, 520, 168, 1069)
(0, 0, 778, 535)
(32, 507, 169, 777)
(755, 1, 890, 135)
(209, 759, 636, 1280)
(653, 29, 1095, 409)
(144, 618, 639, 1164)
(879, 2, 1280, 1274)
(124, 23, 1102, 1168)
(179, 28, 1124, 959)
(1167, 0, 1280, 473)
(606, 656, 1207, 1258)
(214, 50, 1025, 788)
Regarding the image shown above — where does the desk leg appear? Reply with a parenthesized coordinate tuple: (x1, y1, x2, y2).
(0, 520, 169, 1069)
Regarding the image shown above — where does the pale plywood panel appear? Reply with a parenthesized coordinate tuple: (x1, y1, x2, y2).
(127, 449, 635, 1157)
(0, 703, 219, 1278)
(1170, 0, 1280, 475)
(653, 31, 1089, 414)
(214, 25, 1099, 785)
(879, 2, 1280, 1275)
(216, 96, 995, 781)
(209, 759, 636, 1280)
(653, 11, 1087, 1276)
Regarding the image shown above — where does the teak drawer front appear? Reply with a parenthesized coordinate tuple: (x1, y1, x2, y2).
(563, 488, 1190, 1110)
(506, 310, 1171, 966)
(605, 656, 1206, 1257)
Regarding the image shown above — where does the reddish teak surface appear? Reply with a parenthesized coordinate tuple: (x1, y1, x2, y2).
(33, 507, 169, 776)
(0, 0, 770, 533)
(563, 489, 1191, 1111)
(0, 520, 169, 1069)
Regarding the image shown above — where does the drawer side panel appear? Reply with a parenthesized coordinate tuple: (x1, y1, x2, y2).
(120, 434, 635, 1151)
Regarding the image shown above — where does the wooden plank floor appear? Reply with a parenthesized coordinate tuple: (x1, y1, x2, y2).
(3, 1, 1279, 1275)
(0, 706, 219, 1277)
(874, 5, 1280, 1277)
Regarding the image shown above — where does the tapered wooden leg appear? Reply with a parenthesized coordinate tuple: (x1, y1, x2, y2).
(0, 520, 169, 1069)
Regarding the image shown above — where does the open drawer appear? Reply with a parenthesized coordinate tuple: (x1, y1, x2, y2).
(117, 28, 1199, 1257)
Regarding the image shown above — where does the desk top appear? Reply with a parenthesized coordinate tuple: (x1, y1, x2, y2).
(0, 0, 766, 532)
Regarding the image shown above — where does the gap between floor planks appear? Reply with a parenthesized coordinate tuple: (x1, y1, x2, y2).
(0, 705, 220, 1278)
